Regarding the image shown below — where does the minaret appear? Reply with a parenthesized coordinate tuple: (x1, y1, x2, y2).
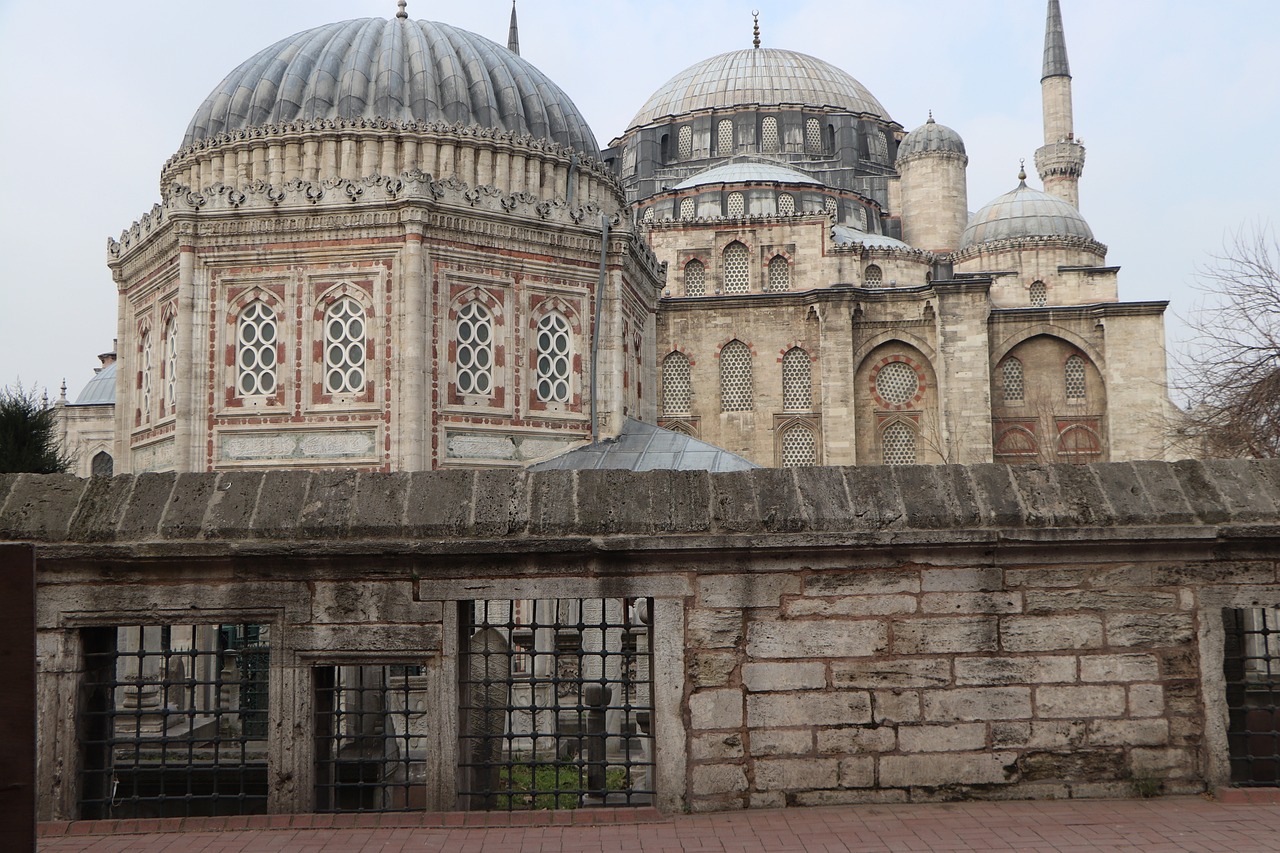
(1034, 0, 1086, 208)
(507, 1, 520, 55)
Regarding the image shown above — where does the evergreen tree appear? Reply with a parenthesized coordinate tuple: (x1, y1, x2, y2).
(0, 384, 71, 474)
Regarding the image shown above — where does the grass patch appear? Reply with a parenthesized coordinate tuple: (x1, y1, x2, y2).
(497, 763, 629, 810)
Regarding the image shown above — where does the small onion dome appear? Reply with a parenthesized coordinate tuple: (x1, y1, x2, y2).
(961, 180, 1093, 248)
(896, 115, 966, 163)
(674, 161, 821, 191)
(184, 17, 598, 154)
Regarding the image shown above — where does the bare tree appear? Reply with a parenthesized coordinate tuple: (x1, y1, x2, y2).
(1178, 227, 1280, 458)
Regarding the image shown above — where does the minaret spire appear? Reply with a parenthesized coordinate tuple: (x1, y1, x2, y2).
(507, 1, 520, 55)
(1042, 0, 1071, 80)
(1034, 0, 1086, 208)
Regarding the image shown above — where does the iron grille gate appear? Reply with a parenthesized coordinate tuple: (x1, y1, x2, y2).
(1223, 607, 1280, 785)
(459, 598, 655, 810)
(79, 624, 270, 819)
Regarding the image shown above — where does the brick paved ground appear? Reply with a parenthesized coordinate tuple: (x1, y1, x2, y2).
(37, 796, 1280, 853)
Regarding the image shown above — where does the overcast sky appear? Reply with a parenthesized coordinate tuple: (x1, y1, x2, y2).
(0, 0, 1276, 400)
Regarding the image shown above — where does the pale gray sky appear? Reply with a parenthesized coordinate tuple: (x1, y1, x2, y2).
(1, 0, 1276, 399)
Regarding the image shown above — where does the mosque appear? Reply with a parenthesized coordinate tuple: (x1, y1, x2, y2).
(62, 0, 1171, 475)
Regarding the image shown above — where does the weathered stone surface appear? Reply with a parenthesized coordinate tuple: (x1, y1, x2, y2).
(754, 757, 838, 791)
(742, 662, 826, 692)
(471, 469, 527, 537)
(893, 465, 963, 528)
(921, 592, 1021, 614)
(1079, 654, 1160, 682)
(116, 472, 177, 540)
(879, 752, 1018, 787)
(297, 470, 358, 535)
(700, 574, 801, 609)
(1025, 590, 1178, 613)
(897, 723, 986, 753)
(709, 471, 761, 534)
(1130, 461, 1197, 525)
(1008, 466, 1060, 527)
(748, 692, 872, 728)
(892, 617, 998, 654)
(954, 656, 1076, 686)
(1106, 613, 1196, 648)
(1092, 464, 1157, 527)
(806, 571, 919, 597)
(406, 469, 473, 536)
(1202, 460, 1279, 521)
(253, 470, 312, 538)
(1087, 718, 1169, 746)
(1129, 684, 1165, 717)
(160, 473, 219, 539)
(923, 687, 1031, 721)
(921, 567, 1003, 592)
(1153, 561, 1276, 586)
(1018, 749, 1125, 782)
(784, 595, 916, 618)
(349, 472, 410, 536)
(650, 470, 711, 534)
(844, 466, 907, 529)
(201, 471, 264, 539)
(746, 620, 887, 659)
(1130, 747, 1195, 777)
(1001, 615, 1103, 651)
(832, 658, 951, 689)
(687, 609, 744, 649)
(690, 689, 744, 730)
(793, 467, 853, 532)
(752, 469, 807, 534)
(310, 580, 433, 625)
(816, 725, 896, 754)
(66, 475, 133, 541)
(1035, 685, 1126, 718)
(691, 764, 748, 796)
(967, 465, 1024, 527)
(749, 728, 812, 756)
(291, 623, 442, 652)
(688, 652, 738, 688)
(578, 469, 653, 535)
(1171, 460, 1231, 524)
(1003, 568, 1082, 589)
(1052, 464, 1116, 527)
(872, 690, 921, 723)
(838, 756, 876, 788)
(691, 733, 744, 761)
(1, 474, 88, 541)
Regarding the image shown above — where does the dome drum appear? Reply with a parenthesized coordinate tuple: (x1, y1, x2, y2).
(641, 182, 881, 230)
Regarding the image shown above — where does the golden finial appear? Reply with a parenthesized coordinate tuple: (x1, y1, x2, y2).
(396, 0, 408, 19)
(753, 10, 761, 48)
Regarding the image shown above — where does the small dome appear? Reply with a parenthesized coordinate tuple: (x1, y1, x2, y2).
(629, 48, 890, 130)
(833, 226, 910, 250)
(674, 161, 821, 190)
(184, 17, 598, 154)
(961, 181, 1093, 248)
(72, 362, 117, 406)
(897, 116, 966, 161)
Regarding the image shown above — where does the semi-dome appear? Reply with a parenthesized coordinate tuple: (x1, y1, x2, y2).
(961, 180, 1093, 248)
(183, 17, 598, 154)
(897, 116, 966, 162)
(674, 161, 821, 190)
(628, 48, 890, 130)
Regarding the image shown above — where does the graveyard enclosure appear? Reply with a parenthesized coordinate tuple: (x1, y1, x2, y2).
(9, 461, 1280, 817)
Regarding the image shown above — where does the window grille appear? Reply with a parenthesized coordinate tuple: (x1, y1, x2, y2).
(684, 260, 706, 296)
(869, 129, 889, 160)
(767, 256, 791, 292)
(236, 301, 278, 397)
(1065, 355, 1087, 400)
(662, 351, 692, 415)
(876, 361, 919, 406)
(1002, 358, 1025, 403)
(723, 242, 750, 294)
(720, 340, 753, 411)
(79, 624, 270, 819)
(459, 599, 654, 811)
(717, 119, 734, 155)
(727, 192, 745, 218)
(324, 297, 366, 395)
(1222, 607, 1280, 786)
(164, 319, 177, 415)
(781, 424, 817, 467)
(1030, 280, 1048, 307)
(864, 265, 883, 288)
(761, 117, 779, 153)
(805, 118, 822, 153)
(679, 198, 695, 220)
(456, 302, 494, 396)
(140, 331, 153, 422)
(882, 422, 917, 465)
(824, 197, 839, 218)
(782, 347, 811, 410)
(642, 207, 655, 224)
(536, 313, 572, 404)
(778, 193, 795, 216)
(677, 126, 692, 160)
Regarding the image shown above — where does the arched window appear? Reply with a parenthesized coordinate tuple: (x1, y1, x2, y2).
(778, 193, 795, 216)
(762, 117, 780, 153)
(536, 313, 572, 404)
(805, 118, 822, 153)
(781, 424, 817, 468)
(824, 197, 839, 218)
(324, 297, 366, 395)
(1001, 358, 1025, 403)
(719, 340, 753, 412)
(456, 302, 494, 396)
(723, 242, 750, 294)
(660, 133, 670, 163)
(826, 124, 836, 153)
(140, 330, 153, 422)
(677, 126, 693, 160)
(882, 422, 917, 465)
(767, 255, 791, 292)
(782, 347, 811, 410)
(1030, 280, 1048, 307)
(717, 119, 735, 155)
(864, 265, 883, 288)
(91, 450, 114, 478)
(662, 351, 692, 415)
(1059, 424, 1102, 459)
(1065, 355, 1087, 401)
(642, 207, 655, 224)
(995, 426, 1038, 459)
(164, 317, 177, 416)
(236, 301, 277, 397)
(727, 192, 745, 218)
(679, 198, 696, 220)
(684, 259, 706, 297)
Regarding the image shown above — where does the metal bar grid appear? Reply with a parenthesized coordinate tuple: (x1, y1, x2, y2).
(314, 664, 428, 813)
(1224, 607, 1280, 786)
(458, 598, 655, 811)
(79, 625, 270, 819)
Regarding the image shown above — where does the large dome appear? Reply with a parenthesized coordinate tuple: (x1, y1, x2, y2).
(961, 181, 1094, 248)
(628, 48, 890, 130)
(183, 17, 598, 154)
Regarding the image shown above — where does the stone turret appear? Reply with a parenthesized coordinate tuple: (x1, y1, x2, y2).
(1035, 0, 1086, 208)
(896, 115, 969, 254)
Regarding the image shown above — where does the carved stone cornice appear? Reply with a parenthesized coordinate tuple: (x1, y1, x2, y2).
(951, 234, 1107, 264)
(1034, 140, 1087, 179)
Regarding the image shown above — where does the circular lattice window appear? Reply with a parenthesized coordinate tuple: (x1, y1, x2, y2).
(875, 361, 920, 406)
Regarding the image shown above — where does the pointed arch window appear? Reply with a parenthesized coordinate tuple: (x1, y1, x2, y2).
(761, 117, 780, 153)
(91, 451, 114, 478)
(140, 330, 154, 422)
(1065, 355, 1087, 401)
(782, 347, 811, 410)
(717, 119, 735, 155)
(1002, 357, 1025, 403)
(882, 422, 917, 465)
(684, 259, 706, 297)
(662, 351, 692, 415)
(720, 340, 753, 412)
(1030, 280, 1048, 307)
(642, 207, 655, 224)
(236, 301, 278, 397)
(456, 302, 494, 396)
(536, 313, 572, 404)
(767, 255, 791, 292)
(778, 193, 795, 216)
(164, 317, 177, 416)
(677, 126, 693, 160)
(781, 423, 817, 468)
(723, 242, 750, 294)
(324, 297, 367, 395)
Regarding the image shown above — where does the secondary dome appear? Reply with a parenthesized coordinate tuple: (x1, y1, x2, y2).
(674, 161, 821, 190)
(628, 48, 890, 130)
(183, 17, 598, 153)
(961, 180, 1093, 248)
(897, 116, 966, 162)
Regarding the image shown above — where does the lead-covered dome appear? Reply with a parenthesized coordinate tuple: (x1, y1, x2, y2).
(183, 17, 598, 154)
(897, 116, 967, 162)
(961, 180, 1093, 248)
(628, 48, 890, 130)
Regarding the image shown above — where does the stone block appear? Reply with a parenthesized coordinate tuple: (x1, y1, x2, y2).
(1171, 460, 1231, 524)
(1, 474, 88, 541)
(688, 652, 738, 688)
(748, 692, 872, 728)
(784, 595, 917, 618)
(805, 571, 920, 596)
(291, 623, 442, 653)
(66, 475, 134, 541)
(742, 662, 826, 692)
(746, 620, 887, 659)
(349, 472, 410, 536)
(471, 469, 528, 536)
(1092, 463, 1157, 526)
(1130, 461, 1197, 525)
(1025, 720, 1088, 749)
(791, 789, 908, 806)
(691, 733, 744, 761)
(311, 580, 426, 624)
(1003, 568, 1082, 588)
(892, 617, 998, 654)
(754, 757, 838, 791)
(527, 470, 576, 536)
(1001, 615, 1103, 651)
(1079, 654, 1160, 683)
(897, 723, 987, 753)
(578, 469, 655, 535)
(990, 722, 1031, 747)
(201, 471, 264, 539)
(699, 574, 801, 609)
(691, 764, 748, 796)
(1153, 561, 1276, 586)
(752, 469, 807, 534)
(967, 465, 1024, 527)
(954, 656, 1076, 686)
(297, 470, 358, 535)
(749, 728, 812, 756)
(1018, 749, 1125, 782)
(117, 472, 177, 540)
(1087, 718, 1169, 746)
(921, 592, 1021, 614)
(687, 609, 744, 649)
(832, 658, 951, 689)
(873, 689, 920, 723)
(159, 473, 219, 539)
(893, 466, 962, 528)
(879, 752, 1018, 788)
(1105, 613, 1195, 648)
(406, 470, 473, 536)
(921, 567, 1003, 592)
(710, 471, 762, 534)
(689, 689, 743, 730)
(1008, 466, 1061, 527)
(1035, 685, 1126, 718)
(923, 687, 1031, 721)
(816, 726, 896, 755)
(1025, 590, 1179, 614)
(253, 470, 312, 538)
(1129, 684, 1165, 717)
(1129, 747, 1194, 777)
(651, 470, 712, 534)
(838, 756, 876, 788)
(794, 467, 853, 532)
(1052, 464, 1116, 527)
(843, 466, 907, 530)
